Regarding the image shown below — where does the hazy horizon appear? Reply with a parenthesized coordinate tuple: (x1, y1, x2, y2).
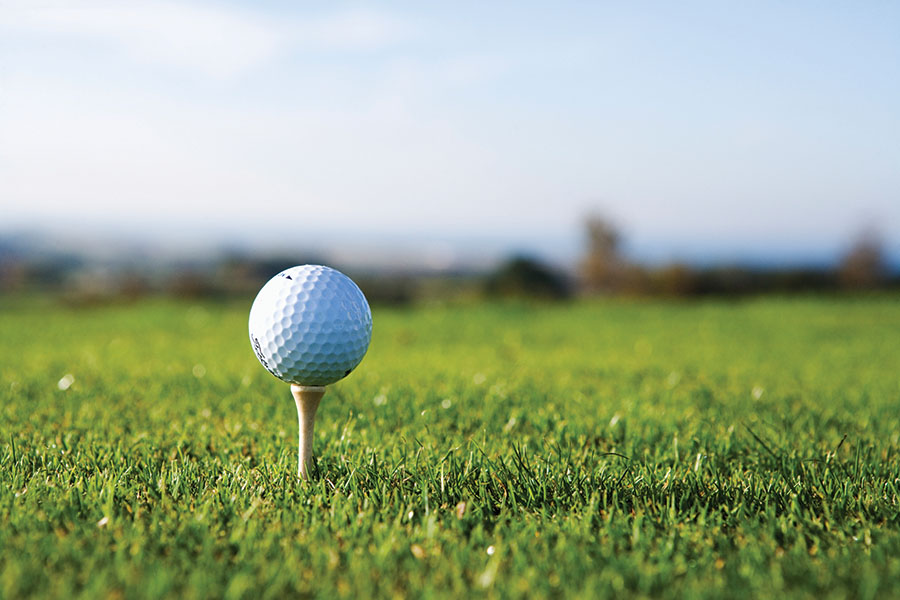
(3, 219, 896, 274)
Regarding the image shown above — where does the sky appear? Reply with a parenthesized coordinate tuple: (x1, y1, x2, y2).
(1, 0, 898, 266)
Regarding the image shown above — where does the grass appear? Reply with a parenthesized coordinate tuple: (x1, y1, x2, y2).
(1, 295, 899, 598)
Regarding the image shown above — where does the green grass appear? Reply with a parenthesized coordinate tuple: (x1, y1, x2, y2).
(1, 296, 899, 598)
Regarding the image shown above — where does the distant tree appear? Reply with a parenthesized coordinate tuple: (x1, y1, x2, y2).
(838, 229, 887, 290)
(484, 255, 570, 300)
(579, 214, 631, 294)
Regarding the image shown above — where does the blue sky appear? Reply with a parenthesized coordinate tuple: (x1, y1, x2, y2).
(1, 1, 898, 265)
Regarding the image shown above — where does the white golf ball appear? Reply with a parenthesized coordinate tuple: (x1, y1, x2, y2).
(248, 265, 372, 386)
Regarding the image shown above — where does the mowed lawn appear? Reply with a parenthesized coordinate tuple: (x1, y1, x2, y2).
(1, 296, 899, 598)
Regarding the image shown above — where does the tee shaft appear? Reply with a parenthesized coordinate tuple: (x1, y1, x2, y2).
(291, 384, 326, 480)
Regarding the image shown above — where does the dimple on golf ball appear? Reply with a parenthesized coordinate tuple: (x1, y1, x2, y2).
(248, 265, 372, 386)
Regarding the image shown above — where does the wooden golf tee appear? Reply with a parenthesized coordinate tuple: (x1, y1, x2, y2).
(291, 384, 326, 480)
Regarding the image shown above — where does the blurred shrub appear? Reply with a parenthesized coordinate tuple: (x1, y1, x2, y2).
(651, 263, 699, 297)
(484, 256, 571, 300)
(166, 271, 219, 299)
(353, 274, 416, 306)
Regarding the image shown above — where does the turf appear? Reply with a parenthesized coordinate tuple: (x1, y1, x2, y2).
(1, 296, 899, 598)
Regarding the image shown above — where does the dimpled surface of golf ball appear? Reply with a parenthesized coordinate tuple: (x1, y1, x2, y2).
(248, 265, 372, 386)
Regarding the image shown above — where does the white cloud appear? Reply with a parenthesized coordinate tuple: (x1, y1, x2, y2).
(439, 54, 511, 86)
(0, 73, 555, 238)
(291, 8, 418, 50)
(0, 1, 417, 79)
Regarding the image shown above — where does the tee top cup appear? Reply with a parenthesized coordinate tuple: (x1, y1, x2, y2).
(249, 265, 372, 479)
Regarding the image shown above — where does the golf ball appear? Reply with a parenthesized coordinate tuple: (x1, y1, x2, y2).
(248, 265, 372, 386)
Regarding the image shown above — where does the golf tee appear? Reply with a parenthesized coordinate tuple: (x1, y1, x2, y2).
(291, 384, 326, 480)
